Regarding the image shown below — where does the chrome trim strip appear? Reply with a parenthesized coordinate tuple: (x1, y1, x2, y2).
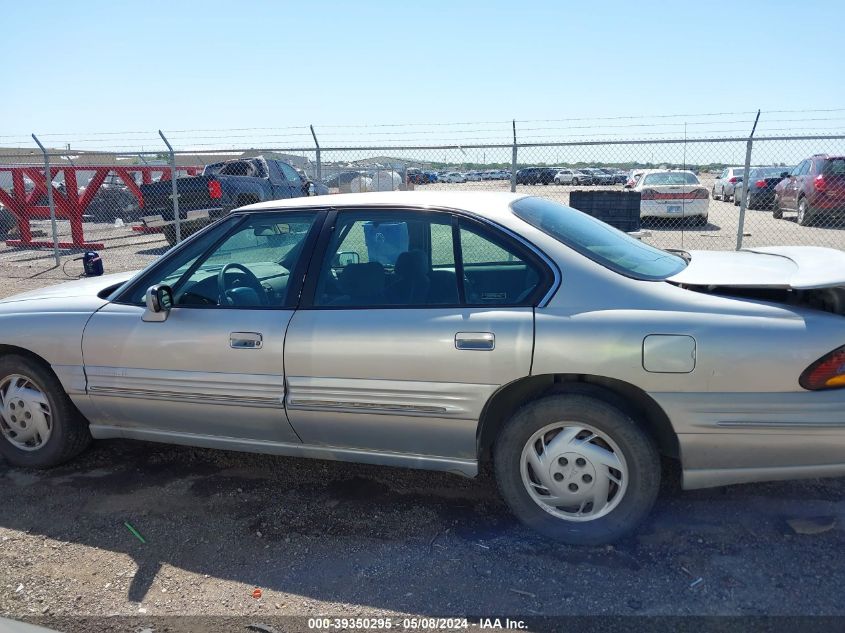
(88, 386, 285, 409)
(286, 399, 448, 415)
(88, 425, 478, 477)
(716, 420, 845, 429)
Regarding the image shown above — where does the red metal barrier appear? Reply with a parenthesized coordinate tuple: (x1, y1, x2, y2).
(0, 164, 200, 249)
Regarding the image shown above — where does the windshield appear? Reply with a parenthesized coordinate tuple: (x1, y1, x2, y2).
(642, 172, 699, 186)
(511, 196, 687, 280)
(751, 167, 788, 178)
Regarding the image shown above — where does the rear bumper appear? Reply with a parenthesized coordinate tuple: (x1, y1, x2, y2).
(640, 199, 709, 218)
(651, 390, 845, 489)
(748, 191, 776, 205)
(810, 195, 845, 212)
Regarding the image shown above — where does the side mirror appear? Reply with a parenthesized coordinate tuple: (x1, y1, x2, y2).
(332, 251, 360, 267)
(142, 284, 174, 322)
(304, 181, 316, 196)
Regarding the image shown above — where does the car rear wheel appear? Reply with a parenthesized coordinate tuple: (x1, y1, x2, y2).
(494, 393, 660, 545)
(733, 191, 740, 206)
(0, 354, 91, 468)
(572, 178, 580, 186)
(797, 197, 814, 226)
(746, 191, 756, 210)
(772, 194, 783, 219)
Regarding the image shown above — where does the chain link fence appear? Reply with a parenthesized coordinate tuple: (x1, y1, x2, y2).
(1, 133, 844, 281)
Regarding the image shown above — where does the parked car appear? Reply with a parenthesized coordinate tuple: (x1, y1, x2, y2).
(406, 168, 432, 185)
(625, 169, 645, 188)
(553, 169, 592, 186)
(439, 172, 467, 183)
(773, 155, 845, 226)
(78, 172, 141, 223)
(139, 156, 316, 245)
(581, 168, 614, 186)
(516, 167, 556, 185)
(733, 166, 791, 210)
(633, 170, 710, 225)
(465, 172, 483, 182)
(5, 191, 845, 545)
(713, 166, 745, 201)
(611, 170, 629, 185)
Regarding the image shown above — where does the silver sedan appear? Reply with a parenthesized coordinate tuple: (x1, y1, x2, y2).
(2, 191, 845, 545)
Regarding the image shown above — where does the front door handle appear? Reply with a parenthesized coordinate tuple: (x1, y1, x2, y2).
(230, 332, 263, 349)
(455, 332, 495, 351)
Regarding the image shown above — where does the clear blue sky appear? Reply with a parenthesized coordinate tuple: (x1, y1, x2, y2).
(2, 0, 844, 150)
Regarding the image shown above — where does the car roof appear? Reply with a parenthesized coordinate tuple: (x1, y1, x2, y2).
(238, 191, 529, 221)
(638, 169, 696, 175)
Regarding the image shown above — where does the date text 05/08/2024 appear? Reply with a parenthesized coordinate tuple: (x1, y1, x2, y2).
(307, 617, 528, 630)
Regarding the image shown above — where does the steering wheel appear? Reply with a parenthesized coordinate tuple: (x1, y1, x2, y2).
(217, 263, 267, 306)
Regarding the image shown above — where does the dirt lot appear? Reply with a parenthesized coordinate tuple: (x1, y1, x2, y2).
(1, 189, 845, 632)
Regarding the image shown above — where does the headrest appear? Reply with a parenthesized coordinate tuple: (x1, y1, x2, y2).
(395, 250, 427, 277)
(339, 262, 385, 297)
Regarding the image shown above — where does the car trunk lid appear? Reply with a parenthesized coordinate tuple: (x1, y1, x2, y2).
(667, 246, 845, 290)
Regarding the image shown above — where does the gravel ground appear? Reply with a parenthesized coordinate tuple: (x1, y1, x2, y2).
(1, 195, 845, 632)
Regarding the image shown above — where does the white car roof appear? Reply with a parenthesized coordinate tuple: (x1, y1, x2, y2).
(239, 190, 529, 223)
(637, 169, 697, 176)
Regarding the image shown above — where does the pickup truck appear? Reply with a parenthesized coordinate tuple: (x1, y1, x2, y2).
(138, 156, 317, 245)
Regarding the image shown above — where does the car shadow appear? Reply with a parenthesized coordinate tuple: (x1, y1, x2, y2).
(1, 440, 844, 617)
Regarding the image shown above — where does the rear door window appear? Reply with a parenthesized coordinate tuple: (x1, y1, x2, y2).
(458, 221, 542, 305)
(822, 158, 845, 176)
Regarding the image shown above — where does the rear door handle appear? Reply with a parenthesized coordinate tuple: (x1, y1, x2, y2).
(230, 332, 263, 349)
(455, 332, 495, 351)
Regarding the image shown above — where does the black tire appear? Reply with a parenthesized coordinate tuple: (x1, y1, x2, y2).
(692, 214, 708, 226)
(772, 194, 783, 219)
(493, 393, 660, 545)
(163, 220, 204, 246)
(572, 178, 580, 186)
(746, 191, 756, 211)
(711, 186, 718, 200)
(0, 354, 91, 468)
(733, 191, 740, 206)
(797, 197, 814, 227)
(0, 207, 15, 239)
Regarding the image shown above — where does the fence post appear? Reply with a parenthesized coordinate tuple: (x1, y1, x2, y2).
(310, 125, 321, 183)
(736, 110, 761, 250)
(510, 120, 517, 193)
(31, 134, 61, 267)
(158, 130, 181, 244)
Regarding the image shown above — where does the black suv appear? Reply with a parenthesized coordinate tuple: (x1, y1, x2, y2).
(516, 167, 556, 185)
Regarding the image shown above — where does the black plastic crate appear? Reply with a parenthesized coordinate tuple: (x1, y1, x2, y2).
(568, 190, 641, 232)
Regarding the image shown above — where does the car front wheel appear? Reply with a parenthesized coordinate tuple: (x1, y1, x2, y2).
(0, 354, 91, 468)
(494, 392, 660, 545)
